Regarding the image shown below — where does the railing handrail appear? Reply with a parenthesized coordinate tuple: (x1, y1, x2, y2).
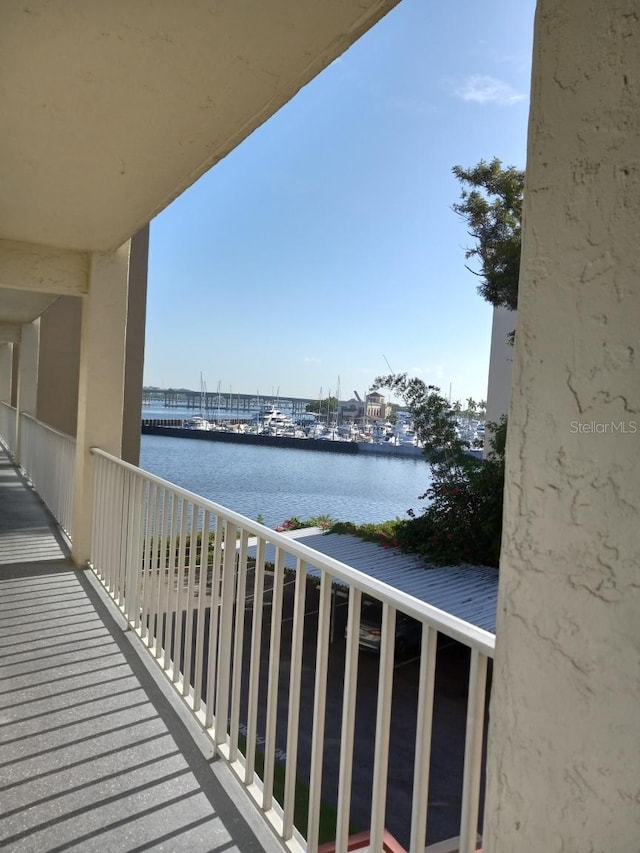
(90, 446, 495, 656)
(20, 411, 75, 443)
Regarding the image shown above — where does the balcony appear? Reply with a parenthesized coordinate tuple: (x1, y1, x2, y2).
(0, 409, 491, 852)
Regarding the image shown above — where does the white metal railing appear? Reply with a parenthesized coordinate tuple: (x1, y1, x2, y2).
(0, 401, 17, 455)
(90, 448, 494, 853)
(19, 413, 76, 540)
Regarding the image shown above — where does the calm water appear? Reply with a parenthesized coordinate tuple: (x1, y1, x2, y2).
(139, 434, 431, 528)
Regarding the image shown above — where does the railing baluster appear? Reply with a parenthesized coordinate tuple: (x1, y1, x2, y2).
(204, 513, 224, 728)
(409, 625, 438, 853)
(193, 509, 211, 713)
(90, 452, 103, 574)
(126, 473, 145, 627)
(307, 570, 332, 851)
(154, 488, 171, 659)
(140, 479, 152, 627)
(263, 546, 285, 812)
(162, 494, 182, 672)
(283, 558, 307, 841)
(369, 603, 396, 852)
(459, 649, 488, 853)
(172, 498, 189, 684)
(335, 585, 362, 852)
(229, 529, 250, 763)
(116, 465, 128, 607)
(104, 455, 117, 591)
(149, 487, 166, 654)
(182, 500, 199, 699)
(215, 518, 238, 749)
(245, 537, 266, 786)
(139, 481, 157, 644)
(98, 455, 110, 582)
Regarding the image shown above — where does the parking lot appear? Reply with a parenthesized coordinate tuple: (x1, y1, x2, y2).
(233, 568, 488, 848)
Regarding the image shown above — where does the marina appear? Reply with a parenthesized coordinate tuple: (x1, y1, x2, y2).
(141, 421, 426, 458)
(139, 433, 432, 529)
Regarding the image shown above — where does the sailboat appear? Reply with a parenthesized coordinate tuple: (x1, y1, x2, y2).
(185, 374, 212, 430)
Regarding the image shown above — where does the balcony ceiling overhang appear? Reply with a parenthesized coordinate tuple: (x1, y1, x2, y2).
(0, 290, 58, 330)
(1, 0, 398, 256)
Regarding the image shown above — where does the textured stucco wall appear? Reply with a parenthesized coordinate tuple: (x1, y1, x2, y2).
(37, 296, 81, 437)
(122, 225, 149, 466)
(0, 344, 12, 402)
(72, 242, 131, 564)
(16, 320, 39, 419)
(484, 2, 640, 852)
(10, 342, 19, 407)
(484, 306, 516, 455)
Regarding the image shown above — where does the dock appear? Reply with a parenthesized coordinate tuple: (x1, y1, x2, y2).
(141, 422, 427, 458)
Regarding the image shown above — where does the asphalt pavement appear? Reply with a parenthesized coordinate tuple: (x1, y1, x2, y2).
(234, 569, 489, 848)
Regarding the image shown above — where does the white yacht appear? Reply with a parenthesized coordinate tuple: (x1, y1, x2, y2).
(185, 415, 211, 431)
(251, 405, 294, 435)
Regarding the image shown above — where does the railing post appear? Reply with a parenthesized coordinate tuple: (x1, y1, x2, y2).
(307, 571, 332, 851)
(409, 626, 438, 853)
(369, 604, 396, 851)
(283, 558, 308, 841)
(335, 586, 362, 852)
(459, 650, 488, 853)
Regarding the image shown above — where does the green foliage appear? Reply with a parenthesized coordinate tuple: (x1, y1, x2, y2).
(306, 397, 338, 415)
(275, 515, 335, 532)
(415, 419, 506, 566)
(370, 374, 506, 567)
(453, 157, 524, 311)
(237, 735, 345, 842)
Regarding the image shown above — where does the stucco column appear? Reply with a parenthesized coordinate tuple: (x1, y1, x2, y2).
(484, 2, 640, 852)
(483, 307, 515, 455)
(15, 320, 40, 462)
(71, 242, 131, 566)
(0, 343, 13, 403)
(122, 224, 149, 465)
(37, 297, 82, 438)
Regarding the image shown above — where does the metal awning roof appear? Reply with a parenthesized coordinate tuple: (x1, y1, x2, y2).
(252, 530, 498, 634)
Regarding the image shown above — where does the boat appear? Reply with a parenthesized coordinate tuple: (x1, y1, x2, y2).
(251, 405, 294, 435)
(185, 415, 211, 431)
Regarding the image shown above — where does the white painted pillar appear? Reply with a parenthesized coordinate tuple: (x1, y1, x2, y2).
(15, 320, 40, 462)
(71, 242, 131, 566)
(0, 343, 13, 403)
(484, 2, 640, 852)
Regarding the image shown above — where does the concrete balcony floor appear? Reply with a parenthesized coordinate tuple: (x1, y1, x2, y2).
(0, 448, 282, 853)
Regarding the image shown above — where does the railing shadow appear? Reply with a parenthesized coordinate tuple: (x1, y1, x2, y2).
(0, 562, 277, 853)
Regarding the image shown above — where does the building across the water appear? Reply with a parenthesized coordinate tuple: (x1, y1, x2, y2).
(339, 391, 391, 423)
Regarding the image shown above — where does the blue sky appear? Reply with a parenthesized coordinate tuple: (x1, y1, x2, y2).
(144, 0, 536, 405)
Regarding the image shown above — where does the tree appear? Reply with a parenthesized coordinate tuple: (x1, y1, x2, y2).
(452, 157, 524, 311)
(305, 397, 338, 416)
(465, 397, 478, 421)
(373, 373, 505, 567)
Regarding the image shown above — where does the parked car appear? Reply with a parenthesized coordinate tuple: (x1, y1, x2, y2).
(351, 596, 422, 656)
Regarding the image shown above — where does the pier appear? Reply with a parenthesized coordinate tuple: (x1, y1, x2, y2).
(141, 422, 426, 458)
(142, 387, 316, 416)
